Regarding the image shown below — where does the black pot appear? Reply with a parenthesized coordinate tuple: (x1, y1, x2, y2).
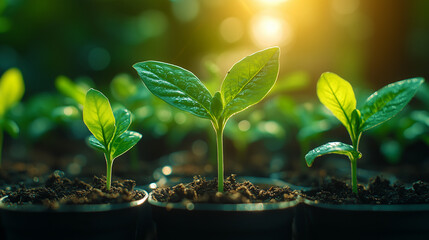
(0, 189, 148, 240)
(294, 199, 429, 240)
(149, 177, 299, 240)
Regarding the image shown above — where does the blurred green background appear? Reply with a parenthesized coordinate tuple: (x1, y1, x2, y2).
(0, 0, 428, 183)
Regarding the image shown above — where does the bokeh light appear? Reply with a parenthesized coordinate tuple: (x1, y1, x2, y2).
(250, 13, 292, 48)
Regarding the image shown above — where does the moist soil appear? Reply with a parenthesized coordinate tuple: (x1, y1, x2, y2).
(151, 174, 298, 204)
(303, 176, 429, 204)
(2, 172, 146, 209)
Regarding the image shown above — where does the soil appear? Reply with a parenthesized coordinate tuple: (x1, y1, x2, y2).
(303, 176, 429, 204)
(2, 172, 146, 209)
(151, 174, 299, 204)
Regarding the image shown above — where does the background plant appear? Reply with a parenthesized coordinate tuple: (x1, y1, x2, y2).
(134, 47, 280, 192)
(305, 72, 424, 194)
(83, 88, 142, 190)
(0, 68, 24, 166)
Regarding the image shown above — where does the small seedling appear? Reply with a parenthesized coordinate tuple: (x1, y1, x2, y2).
(0, 68, 24, 166)
(305, 72, 424, 194)
(134, 47, 280, 192)
(83, 88, 142, 190)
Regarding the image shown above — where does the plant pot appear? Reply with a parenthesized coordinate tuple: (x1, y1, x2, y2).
(149, 177, 299, 240)
(0, 189, 149, 240)
(294, 199, 429, 240)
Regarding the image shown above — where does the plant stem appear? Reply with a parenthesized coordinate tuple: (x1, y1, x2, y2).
(215, 127, 224, 192)
(350, 157, 357, 194)
(105, 155, 112, 191)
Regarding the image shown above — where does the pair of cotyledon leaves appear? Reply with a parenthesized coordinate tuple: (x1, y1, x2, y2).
(0, 68, 25, 138)
(306, 72, 424, 166)
(83, 89, 142, 162)
(132, 47, 280, 129)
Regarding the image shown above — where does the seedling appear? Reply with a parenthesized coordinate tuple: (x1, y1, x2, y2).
(0, 68, 24, 166)
(83, 88, 142, 190)
(134, 47, 280, 192)
(305, 72, 424, 194)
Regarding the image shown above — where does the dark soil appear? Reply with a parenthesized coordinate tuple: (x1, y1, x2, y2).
(151, 174, 298, 204)
(303, 176, 429, 204)
(3, 172, 146, 209)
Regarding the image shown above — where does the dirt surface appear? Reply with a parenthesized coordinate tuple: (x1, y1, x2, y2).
(303, 176, 429, 204)
(3, 172, 146, 209)
(151, 174, 298, 204)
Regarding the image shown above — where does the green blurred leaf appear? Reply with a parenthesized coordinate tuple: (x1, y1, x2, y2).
(83, 89, 116, 147)
(317, 72, 356, 135)
(305, 142, 358, 167)
(2, 119, 19, 137)
(55, 75, 87, 105)
(133, 61, 212, 119)
(360, 78, 424, 131)
(0, 68, 25, 117)
(110, 130, 142, 160)
(221, 47, 279, 119)
(110, 74, 137, 101)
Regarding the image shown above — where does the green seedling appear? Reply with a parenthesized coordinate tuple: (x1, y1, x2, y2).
(134, 47, 280, 192)
(305, 72, 424, 194)
(83, 88, 142, 190)
(0, 68, 24, 166)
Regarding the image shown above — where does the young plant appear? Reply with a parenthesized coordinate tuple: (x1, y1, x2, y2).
(133, 47, 280, 192)
(83, 88, 142, 190)
(305, 72, 425, 194)
(0, 68, 24, 166)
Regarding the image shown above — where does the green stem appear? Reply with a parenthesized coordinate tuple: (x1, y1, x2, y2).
(105, 154, 113, 191)
(350, 157, 357, 194)
(215, 127, 224, 192)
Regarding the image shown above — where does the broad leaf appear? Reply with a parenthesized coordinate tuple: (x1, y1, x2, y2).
(133, 61, 212, 119)
(2, 119, 19, 137)
(305, 142, 357, 167)
(55, 75, 86, 105)
(221, 47, 279, 119)
(360, 78, 425, 131)
(113, 108, 131, 137)
(88, 135, 106, 152)
(317, 72, 356, 135)
(110, 131, 142, 160)
(210, 91, 223, 120)
(83, 89, 116, 147)
(0, 68, 25, 117)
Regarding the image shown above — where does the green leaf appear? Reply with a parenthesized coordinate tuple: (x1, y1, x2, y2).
(55, 75, 86, 105)
(305, 142, 358, 167)
(110, 131, 142, 160)
(317, 72, 356, 135)
(110, 74, 137, 101)
(2, 119, 19, 138)
(0, 68, 25, 117)
(83, 89, 116, 147)
(113, 108, 131, 137)
(210, 91, 223, 120)
(221, 47, 279, 119)
(351, 109, 362, 136)
(360, 78, 425, 131)
(87, 135, 106, 152)
(133, 61, 212, 119)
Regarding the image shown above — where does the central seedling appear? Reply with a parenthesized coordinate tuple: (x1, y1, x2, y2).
(134, 47, 280, 192)
(83, 88, 142, 190)
(305, 72, 424, 194)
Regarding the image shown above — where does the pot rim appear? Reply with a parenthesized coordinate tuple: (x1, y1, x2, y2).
(303, 199, 429, 211)
(148, 193, 299, 212)
(0, 188, 148, 213)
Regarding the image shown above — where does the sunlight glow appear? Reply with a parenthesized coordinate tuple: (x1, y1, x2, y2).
(254, 0, 289, 6)
(250, 14, 292, 48)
